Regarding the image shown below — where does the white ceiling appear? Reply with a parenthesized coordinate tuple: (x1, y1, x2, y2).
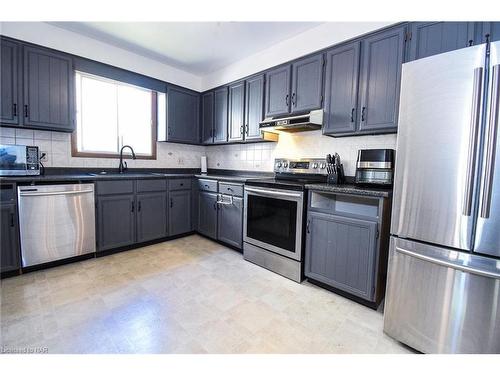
(48, 22, 323, 75)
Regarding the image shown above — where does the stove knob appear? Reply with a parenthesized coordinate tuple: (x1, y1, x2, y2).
(320, 163, 326, 169)
(312, 163, 318, 169)
(283, 162, 288, 168)
(277, 162, 282, 168)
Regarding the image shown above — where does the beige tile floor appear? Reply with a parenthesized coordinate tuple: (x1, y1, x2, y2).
(0, 235, 413, 354)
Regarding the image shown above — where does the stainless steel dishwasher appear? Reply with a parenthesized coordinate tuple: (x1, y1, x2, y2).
(18, 183, 96, 267)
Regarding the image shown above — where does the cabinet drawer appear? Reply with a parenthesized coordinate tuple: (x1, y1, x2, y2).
(197, 178, 218, 192)
(218, 182, 243, 197)
(0, 184, 16, 203)
(137, 179, 167, 193)
(96, 180, 134, 195)
(169, 178, 192, 191)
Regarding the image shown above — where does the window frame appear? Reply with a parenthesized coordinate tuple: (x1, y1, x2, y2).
(71, 72, 158, 160)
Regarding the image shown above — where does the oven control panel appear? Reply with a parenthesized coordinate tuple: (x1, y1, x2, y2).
(274, 158, 328, 175)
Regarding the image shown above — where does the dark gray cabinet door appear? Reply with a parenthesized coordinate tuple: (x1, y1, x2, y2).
(265, 65, 291, 117)
(23, 46, 74, 131)
(166, 86, 200, 144)
(476, 22, 500, 43)
(169, 190, 192, 236)
(0, 203, 20, 273)
(198, 191, 218, 239)
(228, 81, 245, 142)
(291, 54, 324, 114)
(137, 192, 167, 242)
(217, 196, 243, 249)
(358, 26, 405, 133)
(213, 87, 228, 143)
(201, 91, 214, 144)
(1, 39, 19, 125)
(323, 42, 360, 135)
(305, 212, 378, 300)
(97, 194, 136, 251)
(244, 74, 265, 141)
(408, 22, 475, 61)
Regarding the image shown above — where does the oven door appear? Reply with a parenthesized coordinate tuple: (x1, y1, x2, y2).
(244, 186, 304, 261)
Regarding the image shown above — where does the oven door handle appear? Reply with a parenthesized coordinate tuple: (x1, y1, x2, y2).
(244, 186, 302, 198)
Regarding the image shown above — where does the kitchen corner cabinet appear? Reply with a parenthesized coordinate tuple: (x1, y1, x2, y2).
(1, 39, 19, 125)
(217, 196, 243, 249)
(323, 25, 406, 136)
(201, 91, 214, 144)
(407, 22, 475, 61)
(168, 189, 192, 236)
(214, 87, 229, 143)
(265, 53, 324, 118)
(1, 203, 20, 274)
(198, 191, 218, 239)
(163, 85, 200, 144)
(228, 81, 245, 142)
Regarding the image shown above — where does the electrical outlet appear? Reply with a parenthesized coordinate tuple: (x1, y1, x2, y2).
(40, 151, 48, 162)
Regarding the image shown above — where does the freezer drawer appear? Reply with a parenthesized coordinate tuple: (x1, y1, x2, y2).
(384, 237, 500, 353)
(18, 184, 96, 267)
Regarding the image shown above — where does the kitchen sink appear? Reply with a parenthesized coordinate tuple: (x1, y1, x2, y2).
(86, 172, 159, 178)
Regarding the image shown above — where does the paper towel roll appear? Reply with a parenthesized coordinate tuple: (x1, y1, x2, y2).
(201, 156, 207, 174)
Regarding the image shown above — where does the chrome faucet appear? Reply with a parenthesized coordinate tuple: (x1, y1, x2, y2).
(118, 145, 136, 173)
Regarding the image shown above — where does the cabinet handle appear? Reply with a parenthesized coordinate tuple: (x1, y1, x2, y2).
(285, 94, 289, 106)
(350, 108, 355, 123)
(213, 201, 217, 210)
(170, 198, 173, 208)
(291, 93, 296, 107)
(245, 124, 249, 135)
(240, 125, 244, 135)
(138, 201, 141, 212)
(24, 105, 29, 118)
(13, 104, 17, 117)
(131, 201, 135, 212)
(361, 107, 366, 122)
(306, 219, 310, 234)
(10, 213, 15, 227)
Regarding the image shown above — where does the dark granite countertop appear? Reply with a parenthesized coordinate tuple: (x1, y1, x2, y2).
(305, 183, 392, 198)
(194, 174, 265, 183)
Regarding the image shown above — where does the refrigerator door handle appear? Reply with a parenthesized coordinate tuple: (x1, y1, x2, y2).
(463, 67, 483, 216)
(395, 246, 500, 280)
(480, 64, 500, 219)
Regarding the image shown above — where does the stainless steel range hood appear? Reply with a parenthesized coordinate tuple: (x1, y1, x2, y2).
(259, 109, 323, 134)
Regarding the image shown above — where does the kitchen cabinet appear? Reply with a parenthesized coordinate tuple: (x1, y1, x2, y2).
(213, 87, 228, 143)
(168, 190, 192, 236)
(136, 192, 167, 242)
(265, 65, 291, 117)
(228, 81, 245, 142)
(198, 191, 218, 239)
(305, 212, 378, 300)
(1, 38, 19, 126)
(201, 91, 214, 144)
(323, 25, 406, 136)
(407, 22, 475, 61)
(164, 85, 200, 144)
(97, 194, 136, 251)
(0, 203, 20, 274)
(323, 42, 360, 134)
(290, 54, 324, 113)
(23, 45, 74, 132)
(475, 22, 500, 43)
(217, 195, 243, 249)
(244, 74, 265, 141)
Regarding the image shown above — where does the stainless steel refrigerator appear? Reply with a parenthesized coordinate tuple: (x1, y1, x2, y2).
(384, 41, 500, 354)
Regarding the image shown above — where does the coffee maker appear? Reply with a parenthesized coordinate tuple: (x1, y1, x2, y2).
(355, 149, 395, 186)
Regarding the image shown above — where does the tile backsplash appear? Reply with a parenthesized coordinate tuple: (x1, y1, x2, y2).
(0, 127, 396, 176)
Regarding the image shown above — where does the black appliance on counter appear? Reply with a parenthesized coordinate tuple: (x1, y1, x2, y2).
(355, 149, 394, 186)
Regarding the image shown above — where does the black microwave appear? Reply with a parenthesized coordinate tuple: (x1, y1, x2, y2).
(0, 144, 40, 176)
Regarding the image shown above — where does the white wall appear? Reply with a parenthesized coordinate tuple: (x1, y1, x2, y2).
(0, 22, 202, 91)
(201, 22, 391, 90)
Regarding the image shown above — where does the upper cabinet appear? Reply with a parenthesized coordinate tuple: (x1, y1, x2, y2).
(476, 22, 500, 44)
(1, 39, 19, 125)
(323, 25, 406, 137)
(228, 81, 245, 142)
(1, 37, 74, 132)
(163, 85, 200, 144)
(265, 53, 324, 118)
(23, 46, 74, 132)
(213, 87, 228, 143)
(201, 91, 214, 144)
(407, 22, 475, 61)
(244, 74, 265, 141)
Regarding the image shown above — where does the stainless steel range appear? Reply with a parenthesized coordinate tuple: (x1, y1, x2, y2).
(243, 158, 327, 282)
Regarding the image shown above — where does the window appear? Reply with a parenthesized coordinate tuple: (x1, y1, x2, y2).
(73, 71, 157, 159)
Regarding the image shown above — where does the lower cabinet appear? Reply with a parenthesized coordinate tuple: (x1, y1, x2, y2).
(305, 211, 378, 301)
(0, 203, 20, 274)
(198, 191, 218, 239)
(137, 192, 167, 242)
(97, 194, 136, 251)
(168, 190, 192, 236)
(217, 196, 243, 248)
